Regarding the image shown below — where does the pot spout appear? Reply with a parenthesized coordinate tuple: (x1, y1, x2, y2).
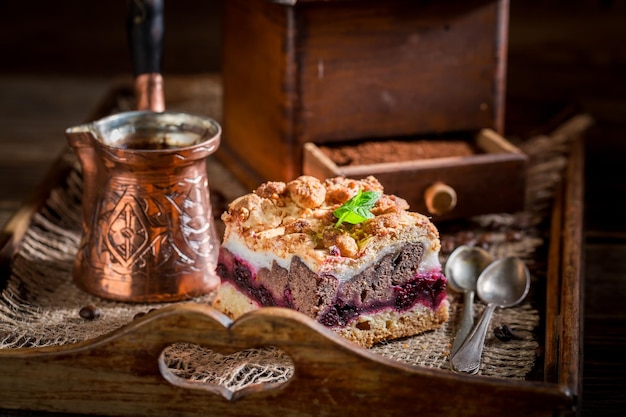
(65, 125, 99, 229)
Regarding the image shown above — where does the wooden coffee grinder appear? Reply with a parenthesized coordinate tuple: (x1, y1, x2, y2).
(220, 0, 526, 221)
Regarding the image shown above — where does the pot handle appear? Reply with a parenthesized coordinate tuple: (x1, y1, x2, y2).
(127, 0, 165, 111)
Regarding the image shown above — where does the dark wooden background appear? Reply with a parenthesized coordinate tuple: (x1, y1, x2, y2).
(0, 0, 625, 415)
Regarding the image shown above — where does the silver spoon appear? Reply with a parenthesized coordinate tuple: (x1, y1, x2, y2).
(450, 256, 530, 374)
(445, 245, 494, 356)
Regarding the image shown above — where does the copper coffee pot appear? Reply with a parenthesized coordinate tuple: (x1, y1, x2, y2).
(65, 0, 222, 302)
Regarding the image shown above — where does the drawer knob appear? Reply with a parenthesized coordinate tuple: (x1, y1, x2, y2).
(425, 182, 457, 216)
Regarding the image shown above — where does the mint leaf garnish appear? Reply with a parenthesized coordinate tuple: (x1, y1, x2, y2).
(333, 189, 381, 227)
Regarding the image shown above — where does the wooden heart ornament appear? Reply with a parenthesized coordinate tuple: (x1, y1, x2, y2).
(159, 342, 294, 401)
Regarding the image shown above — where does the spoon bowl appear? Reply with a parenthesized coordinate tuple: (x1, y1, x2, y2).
(445, 245, 494, 292)
(450, 257, 530, 373)
(445, 245, 494, 355)
(477, 256, 530, 307)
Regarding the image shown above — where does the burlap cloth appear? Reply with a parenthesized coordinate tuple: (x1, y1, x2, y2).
(0, 77, 592, 392)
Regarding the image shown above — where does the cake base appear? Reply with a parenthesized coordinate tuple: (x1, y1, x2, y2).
(213, 281, 449, 348)
(213, 281, 259, 319)
(336, 301, 449, 348)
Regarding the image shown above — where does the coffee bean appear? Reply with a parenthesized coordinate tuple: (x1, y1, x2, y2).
(478, 241, 490, 250)
(455, 231, 475, 244)
(511, 214, 532, 229)
(494, 324, 518, 342)
(79, 304, 101, 320)
(505, 230, 523, 242)
(535, 345, 544, 358)
(440, 237, 456, 254)
(133, 312, 146, 320)
(478, 232, 497, 244)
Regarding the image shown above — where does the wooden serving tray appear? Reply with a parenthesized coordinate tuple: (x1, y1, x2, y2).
(0, 302, 571, 417)
(0, 79, 585, 416)
(0, 139, 583, 417)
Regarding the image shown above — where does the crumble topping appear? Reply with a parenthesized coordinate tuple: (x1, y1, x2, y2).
(221, 176, 440, 272)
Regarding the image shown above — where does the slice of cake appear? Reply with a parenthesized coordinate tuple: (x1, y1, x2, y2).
(213, 175, 448, 347)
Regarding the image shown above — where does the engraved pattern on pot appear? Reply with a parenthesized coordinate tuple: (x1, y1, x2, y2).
(105, 190, 151, 269)
(91, 174, 214, 276)
(167, 174, 215, 261)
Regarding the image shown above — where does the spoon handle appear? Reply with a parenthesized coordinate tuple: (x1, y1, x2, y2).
(450, 291, 475, 356)
(450, 303, 497, 373)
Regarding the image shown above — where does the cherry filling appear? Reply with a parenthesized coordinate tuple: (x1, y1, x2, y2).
(216, 250, 447, 327)
(319, 271, 446, 327)
(217, 253, 293, 309)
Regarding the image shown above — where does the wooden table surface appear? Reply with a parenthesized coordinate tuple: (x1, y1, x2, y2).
(0, 2, 625, 416)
